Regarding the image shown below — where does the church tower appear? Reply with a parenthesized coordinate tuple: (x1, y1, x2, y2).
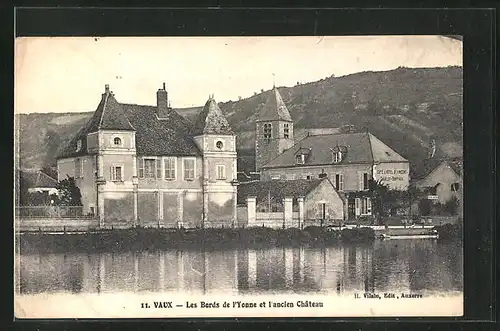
(191, 95, 238, 226)
(255, 86, 294, 172)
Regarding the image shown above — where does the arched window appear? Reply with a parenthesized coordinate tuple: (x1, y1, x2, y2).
(216, 140, 224, 150)
(114, 137, 122, 146)
(451, 182, 460, 192)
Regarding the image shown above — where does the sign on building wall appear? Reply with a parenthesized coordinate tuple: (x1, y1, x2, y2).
(372, 163, 410, 190)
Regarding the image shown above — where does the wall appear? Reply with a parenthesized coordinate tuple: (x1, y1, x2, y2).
(372, 161, 410, 190)
(207, 192, 234, 223)
(236, 206, 248, 227)
(102, 191, 134, 223)
(182, 192, 203, 228)
(137, 156, 203, 190)
(163, 193, 179, 228)
(304, 179, 345, 221)
(255, 120, 294, 171)
(137, 192, 158, 227)
(16, 218, 99, 232)
(261, 163, 372, 192)
(57, 156, 97, 214)
(417, 162, 462, 205)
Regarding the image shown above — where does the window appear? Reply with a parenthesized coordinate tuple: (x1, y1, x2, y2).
(332, 151, 343, 163)
(75, 140, 82, 152)
(183, 158, 195, 180)
(217, 165, 226, 180)
(263, 123, 272, 142)
(296, 154, 305, 165)
(111, 165, 123, 181)
(284, 123, 290, 139)
(359, 172, 369, 191)
(143, 158, 157, 179)
(75, 158, 83, 178)
(355, 197, 372, 216)
(306, 175, 312, 180)
(335, 173, 344, 191)
(451, 182, 460, 192)
(113, 137, 122, 146)
(216, 140, 224, 150)
(164, 157, 176, 180)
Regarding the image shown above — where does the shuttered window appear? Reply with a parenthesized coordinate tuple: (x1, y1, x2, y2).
(164, 157, 176, 180)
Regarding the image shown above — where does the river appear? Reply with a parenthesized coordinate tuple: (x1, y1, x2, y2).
(16, 239, 462, 296)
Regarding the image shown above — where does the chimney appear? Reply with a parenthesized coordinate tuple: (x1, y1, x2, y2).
(105, 84, 110, 93)
(157, 82, 169, 118)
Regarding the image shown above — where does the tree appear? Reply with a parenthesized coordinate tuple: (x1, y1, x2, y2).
(55, 175, 82, 206)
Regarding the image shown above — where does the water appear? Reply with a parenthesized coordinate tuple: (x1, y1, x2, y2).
(16, 239, 462, 296)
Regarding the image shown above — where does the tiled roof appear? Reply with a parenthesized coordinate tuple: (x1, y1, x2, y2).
(411, 157, 462, 180)
(257, 87, 292, 122)
(262, 132, 407, 169)
(236, 178, 326, 205)
(17, 169, 58, 188)
(191, 96, 234, 136)
(57, 91, 201, 159)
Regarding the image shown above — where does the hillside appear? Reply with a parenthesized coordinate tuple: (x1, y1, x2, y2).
(15, 66, 463, 174)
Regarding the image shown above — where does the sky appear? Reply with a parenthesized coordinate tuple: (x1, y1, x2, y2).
(14, 36, 462, 114)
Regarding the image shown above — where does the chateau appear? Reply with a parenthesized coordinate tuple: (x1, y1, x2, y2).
(56, 84, 238, 227)
(254, 86, 410, 220)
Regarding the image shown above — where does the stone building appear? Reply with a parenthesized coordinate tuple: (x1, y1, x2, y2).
(56, 84, 238, 228)
(254, 86, 410, 221)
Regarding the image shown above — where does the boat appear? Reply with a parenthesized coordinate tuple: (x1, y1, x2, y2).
(380, 233, 439, 240)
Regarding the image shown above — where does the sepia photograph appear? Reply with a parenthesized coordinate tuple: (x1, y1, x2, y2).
(14, 35, 463, 318)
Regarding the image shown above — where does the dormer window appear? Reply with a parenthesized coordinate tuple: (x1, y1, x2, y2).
(263, 123, 272, 142)
(75, 139, 82, 152)
(331, 145, 347, 164)
(296, 154, 305, 164)
(332, 151, 342, 163)
(295, 147, 310, 165)
(113, 137, 122, 146)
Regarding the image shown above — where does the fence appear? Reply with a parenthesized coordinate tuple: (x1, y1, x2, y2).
(15, 206, 94, 219)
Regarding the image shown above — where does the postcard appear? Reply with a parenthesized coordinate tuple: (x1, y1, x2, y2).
(14, 35, 463, 318)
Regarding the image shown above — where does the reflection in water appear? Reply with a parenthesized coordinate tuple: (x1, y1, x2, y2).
(17, 240, 463, 295)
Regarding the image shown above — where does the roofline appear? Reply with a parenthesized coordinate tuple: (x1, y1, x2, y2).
(262, 161, 374, 170)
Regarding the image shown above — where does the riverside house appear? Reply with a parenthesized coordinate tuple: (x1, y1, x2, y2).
(56, 84, 238, 228)
(254, 87, 410, 222)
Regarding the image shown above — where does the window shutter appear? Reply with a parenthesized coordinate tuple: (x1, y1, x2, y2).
(156, 159, 162, 179)
(110, 166, 114, 181)
(355, 198, 360, 216)
(339, 174, 344, 191)
(358, 173, 363, 191)
(367, 198, 372, 214)
(138, 158, 144, 178)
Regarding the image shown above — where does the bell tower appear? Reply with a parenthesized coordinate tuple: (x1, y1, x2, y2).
(255, 86, 294, 172)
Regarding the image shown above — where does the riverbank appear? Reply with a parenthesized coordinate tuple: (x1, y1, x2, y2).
(16, 223, 462, 253)
(16, 226, 375, 253)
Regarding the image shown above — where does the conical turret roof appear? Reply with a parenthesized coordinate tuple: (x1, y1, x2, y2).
(191, 95, 234, 135)
(258, 87, 292, 122)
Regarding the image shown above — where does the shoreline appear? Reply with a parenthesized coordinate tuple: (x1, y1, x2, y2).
(16, 224, 461, 253)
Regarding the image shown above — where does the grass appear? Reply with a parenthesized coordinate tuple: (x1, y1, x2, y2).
(16, 226, 376, 253)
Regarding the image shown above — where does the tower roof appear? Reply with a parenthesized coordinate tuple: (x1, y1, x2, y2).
(257, 87, 292, 122)
(87, 86, 136, 132)
(191, 95, 234, 135)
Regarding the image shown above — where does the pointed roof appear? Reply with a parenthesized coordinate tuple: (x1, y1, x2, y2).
(257, 87, 292, 122)
(57, 87, 201, 159)
(191, 96, 234, 136)
(86, 90, 135, 132)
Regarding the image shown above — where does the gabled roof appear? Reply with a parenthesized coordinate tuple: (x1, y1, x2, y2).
(191, 96, 234, 136)
(257, 87, 292, 122)
(57, 89, 201, 159)
(411, 157, 463, 181)
(262, 132, 407, 169)
(237, 178, 327, 205)
(17, 169, 58, 189)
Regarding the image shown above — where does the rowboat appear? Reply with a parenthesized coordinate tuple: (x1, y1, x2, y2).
(380, 233, 439, 240)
